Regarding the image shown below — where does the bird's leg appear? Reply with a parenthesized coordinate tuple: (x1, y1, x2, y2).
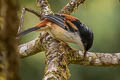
(83, 50, 87, 60)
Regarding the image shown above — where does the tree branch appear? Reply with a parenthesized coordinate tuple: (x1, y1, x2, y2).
(0, 0, 20, 80)
(59, 0, 85, 14)
(0, 1, 8, 80)
(69, 51, 120, 66)
(42, 33, 70, 80)
(19, 32, 46, 58)
(37, 0, 53, 16)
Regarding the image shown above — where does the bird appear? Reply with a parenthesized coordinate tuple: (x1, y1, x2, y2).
(18, 13, 94, 57)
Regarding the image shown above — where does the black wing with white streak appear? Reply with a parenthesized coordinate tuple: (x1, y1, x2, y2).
(44, 14, 66, 29)
(44, 14, 78, 32)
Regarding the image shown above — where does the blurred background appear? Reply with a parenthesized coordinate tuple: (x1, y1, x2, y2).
(19, 0, 120, 80)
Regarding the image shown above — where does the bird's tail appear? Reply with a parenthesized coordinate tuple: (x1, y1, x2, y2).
(17, 19, 48, 37)
(18, 27, 40, 37)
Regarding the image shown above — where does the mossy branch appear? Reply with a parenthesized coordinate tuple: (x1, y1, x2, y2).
(0, 0, 20, 80)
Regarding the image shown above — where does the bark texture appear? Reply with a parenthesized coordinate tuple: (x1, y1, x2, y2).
(0, 0, 20, 80)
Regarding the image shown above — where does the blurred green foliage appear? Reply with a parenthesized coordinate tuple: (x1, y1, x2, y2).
(19, 0, 120, 80)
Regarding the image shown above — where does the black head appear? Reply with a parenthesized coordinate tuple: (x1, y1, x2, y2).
(81, 26, 93, 51)
(71, 19, 94, 51)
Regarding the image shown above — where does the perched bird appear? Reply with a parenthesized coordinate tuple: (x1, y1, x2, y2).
(18, 14, 93, 57)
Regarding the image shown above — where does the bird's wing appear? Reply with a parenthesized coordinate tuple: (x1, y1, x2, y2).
(44, 14, 79, 32)
(44, 14, 66, 29)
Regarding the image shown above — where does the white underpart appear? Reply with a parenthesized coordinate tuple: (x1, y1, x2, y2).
(46, 24, 85, 51)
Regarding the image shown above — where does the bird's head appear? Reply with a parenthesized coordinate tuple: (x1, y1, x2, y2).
(70, 19, 94, 55)
(81, 28, 93, 53)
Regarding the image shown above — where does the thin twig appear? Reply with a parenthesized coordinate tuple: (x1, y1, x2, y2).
(18, 8, 41, 34)
(25, 8, 41, 17)
(18, 8, 25, 34)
